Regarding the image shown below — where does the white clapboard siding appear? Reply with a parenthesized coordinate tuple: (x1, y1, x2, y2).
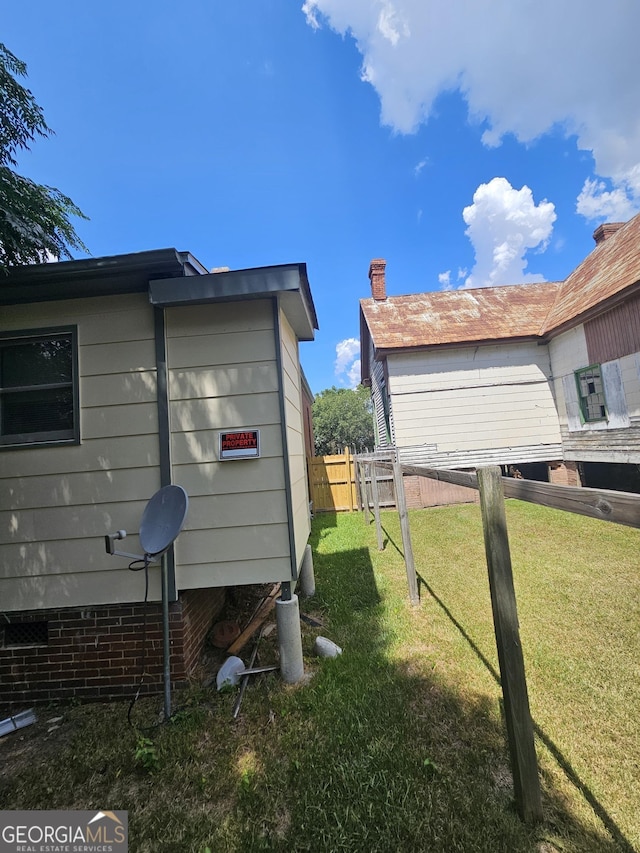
(548, 326, 589, 378)
(0, 294, 161, 611)
(625, 354, 640, 417)
(398, 442, 563, 469)
(386, 343, 561, 461)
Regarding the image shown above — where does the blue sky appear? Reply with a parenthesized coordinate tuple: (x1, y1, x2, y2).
(3, 1, 639, 393)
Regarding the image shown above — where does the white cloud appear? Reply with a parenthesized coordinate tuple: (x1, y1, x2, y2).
(335, 337, 361, 388)
(576, 177, 638, 222)
(461, 178, 556, 288)
(302, 0, 640, 219)
(414, 157, 428, 176)
(438, 270, 452, 290)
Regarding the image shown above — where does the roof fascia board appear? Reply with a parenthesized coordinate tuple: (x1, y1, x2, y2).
(150, 263, 318, 340)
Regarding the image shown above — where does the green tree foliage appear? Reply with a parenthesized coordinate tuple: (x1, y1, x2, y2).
(312, 385, 375, 456)
(0, 43, 87, 272)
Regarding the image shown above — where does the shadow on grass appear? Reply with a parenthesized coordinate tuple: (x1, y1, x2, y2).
(415, 570, 636, 853)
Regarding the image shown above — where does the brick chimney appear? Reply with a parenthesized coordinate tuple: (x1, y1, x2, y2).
(369, 258, 387, 301)
(593, 222, 625, 245)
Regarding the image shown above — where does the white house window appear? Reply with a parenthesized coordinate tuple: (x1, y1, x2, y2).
(0, 328, 79, 448)
(575, 364, 607, 423)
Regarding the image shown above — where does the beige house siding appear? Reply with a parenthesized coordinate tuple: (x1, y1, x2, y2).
(387, 343, 562, 466)
(279, 309, 311, 574)
(167, 300, 292, 589)
(0, 294, 162, 611)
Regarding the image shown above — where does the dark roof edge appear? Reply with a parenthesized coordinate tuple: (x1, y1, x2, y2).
(150, 262, 319, 332)
(0, 249, 193, 305)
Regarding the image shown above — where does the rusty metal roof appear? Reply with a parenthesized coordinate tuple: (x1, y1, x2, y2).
(541, 214, 640, 333)
(360, 282, 561, 351)
(361, 212, 640, 354)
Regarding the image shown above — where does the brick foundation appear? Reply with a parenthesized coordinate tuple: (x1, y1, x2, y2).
(548, 461, 581, 487)
(0, 587, 225, 706)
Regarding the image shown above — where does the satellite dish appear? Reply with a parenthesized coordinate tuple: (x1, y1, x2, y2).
(105, 484, 189, 563)
(139, 485, 189, 557)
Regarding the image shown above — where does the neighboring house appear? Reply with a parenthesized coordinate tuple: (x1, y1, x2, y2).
(360, 215, 640, 500)
(0, 250, 318, 703)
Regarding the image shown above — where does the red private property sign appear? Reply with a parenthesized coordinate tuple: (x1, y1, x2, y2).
(219, 429, 260, 460)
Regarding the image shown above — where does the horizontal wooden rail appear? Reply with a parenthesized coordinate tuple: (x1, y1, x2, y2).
(371, 461, 640, 530)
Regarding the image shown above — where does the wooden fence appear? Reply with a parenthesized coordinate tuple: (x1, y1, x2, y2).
(356, 458, 640, 827)
(310, 448, 481, 513)
(309, 448, 358, 512)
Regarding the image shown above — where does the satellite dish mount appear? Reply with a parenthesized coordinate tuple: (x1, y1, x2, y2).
(105, 484, 189, 566)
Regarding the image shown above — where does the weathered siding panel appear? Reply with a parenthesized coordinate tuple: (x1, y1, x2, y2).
(549, 326, 588, 429)
(550, 325, 640, 460)
(585, 291, 640, 364)
(0, 294, 161, 611)
(167, 301, 292, 588)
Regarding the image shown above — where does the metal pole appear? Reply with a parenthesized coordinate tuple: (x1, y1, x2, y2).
(161, 553, 171, 720)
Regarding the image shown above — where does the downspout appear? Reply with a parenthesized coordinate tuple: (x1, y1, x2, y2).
(154, 306, 175, 719)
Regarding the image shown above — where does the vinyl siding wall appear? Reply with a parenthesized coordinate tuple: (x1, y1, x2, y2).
(167, 300, 292, 588)
(0, 293, 162, 612)
(387, 342, 562, 468)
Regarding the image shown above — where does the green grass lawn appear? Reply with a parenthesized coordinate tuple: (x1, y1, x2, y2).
(1, 503, 638, 852)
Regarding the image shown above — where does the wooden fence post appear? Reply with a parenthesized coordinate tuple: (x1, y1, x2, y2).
(345, 447, 355, 511)
(476, 466, 543, 824)
(362, 462, 371, 524)
(392, 460, 419, 604)
(354, 457, 362, 511)
(370, 462, 384, 551)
